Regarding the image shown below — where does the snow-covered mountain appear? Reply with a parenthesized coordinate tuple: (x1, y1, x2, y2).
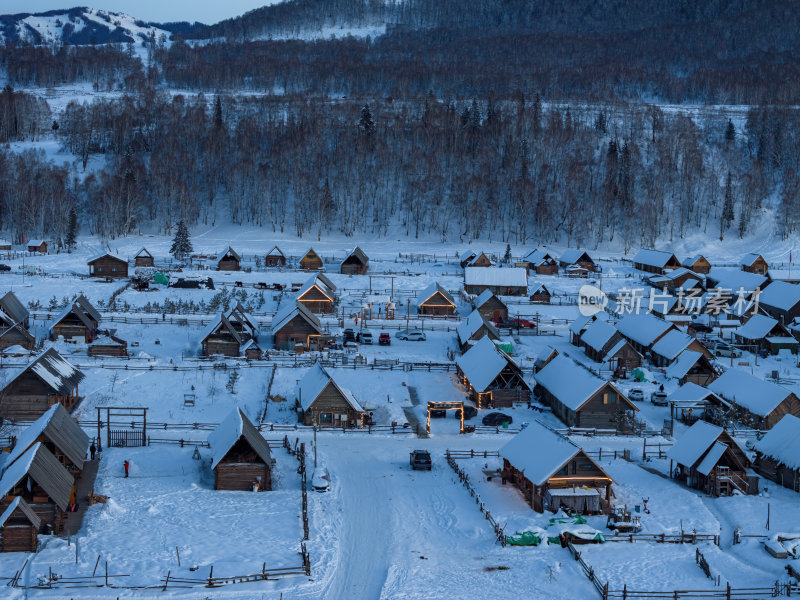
(0, 7, 185, 46)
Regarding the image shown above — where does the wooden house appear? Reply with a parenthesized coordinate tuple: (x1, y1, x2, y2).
(741, 253, 768, 275)
(227, 302, 260, 341)
(459, 250, 477, 268)
(134, 248, 154, 267)
(534, 346, 559, 372)
(666, 382, 729, 424)
(417, 282, 457, 316)
(517, 250, 558, 275)
(0, 240, 11, 251)
(706, 268, 768, 295)
(579, 320, 642, 372)
(648, 268, 704, 292)
(241, 338, 263, 360)
(0, 497, 41, 552)
(758, 281, 800, 323)
(473, 290, 508, 324)
(649, 330, 713, 368)
(569, 313, 608, 346)
(455, 310, 500, 351)
(208, 408, 272, 491)
(297, 273, 337, 314)
(709, 369, 800, 429)
(0, 292, 29, 330)
(4, 403, 90, 478)
(299, 248, 323, 270)
(49, 295, 101, 343)
(559, 249, 596, 272)
(664, 350, 718, 386)
(27, 240, 47, 254)
(87, 334, 128, 357)
(216, 246, 241, 271)
(200, 313, 244, 357)
(500, 422, 614, 514)
(298, 363, 364, 427)
(632, 249, 680, 274)
(0, 443, 75, 535)
(534, 355, 638, 429)
(667, 421, 754, 496)
(734, 314, 798, 355)
(616, 312, 678, 355)
(530, 283, 551, 303)
(683, 255, 711, 274)
(88, 253, 128, 279)
(271, 302, 323, 351)
(753, 415, 800, 492)
(0, 291, 34, 351)
(464, 267, 528, 296)
(264, 246, 286, 267)
(340, 246, 369, 275)
(456, 337, 530, 408)
(0, 347, 84, 420)
(464, 251, 494, 268)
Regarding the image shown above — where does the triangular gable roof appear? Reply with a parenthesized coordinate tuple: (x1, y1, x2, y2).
(651, 330, 696, 362)
(0, 292, 29, 325)
(709, 369, 794, 417)
(456, 310, 500, 346)
(300, 247, 322, 263)
(201, 312, 243, 346)
(5, 403, 89, 471)
(682, 255, 708, 268)
(695, 441, 729, 476)
(87, 252, 127, 266)
(499, 422, 612, 486)
(666, 382, 726, 406)
(0, 496, 41, 529)
(759, 281, 800, 312)
(531, 283, 551, 295)
(521, 249, 556, 265)
(297, 273, 336, 301)
(467, 251, 494, 267)
(297, 363, 363, 412)
(208, 408, 272, 470)
(216, 246, 241, 264)
(75, 295, 101, 322)
(665, 350, 707, 380)
(459, 249, 477, 264)
(616, 313, 676, 347)
(50, 303, 93, 335)
(0, 443, 74, 511)
(456, 336, 526, 393)
(417, 282, 456, 309)
(580, 320, 619, 353)
(342, 246, 368, 266)
(134, 248, 153, 259)
(228, 302, 260, 336)
(559, 249, 593, 265)
(474, 289, 507, 311)
(266, 245, 285, 258)
(0, 322, 35, 345)
(754, 414, 800, 471)
(741, 253, 765, 268)
(271, 301, 323, 335)
(2, 347, 84, 397)
(667, 420, 747, 473)
(632, 249, 678, 269)
(735, 314, 786, 341)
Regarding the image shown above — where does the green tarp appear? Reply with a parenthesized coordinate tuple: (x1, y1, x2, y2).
(154, 272, 169, 285)
(506, 531, 542, 546)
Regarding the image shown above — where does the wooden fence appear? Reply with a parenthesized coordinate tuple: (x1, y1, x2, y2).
(445, 451, 507, 546)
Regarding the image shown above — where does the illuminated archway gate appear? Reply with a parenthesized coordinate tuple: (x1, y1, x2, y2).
(426, 401, 464, 435)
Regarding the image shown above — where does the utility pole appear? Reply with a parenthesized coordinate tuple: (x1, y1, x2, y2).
(406, 298, 410, 332)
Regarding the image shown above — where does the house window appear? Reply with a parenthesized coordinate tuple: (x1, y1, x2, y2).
(112, 267, 117, 272)
(604, 390, 617, 404)
(571, 461, 577, 474)
(579, 464, 595, 471)
(556, 466, 568, 476)
(320, 412, 333, 423)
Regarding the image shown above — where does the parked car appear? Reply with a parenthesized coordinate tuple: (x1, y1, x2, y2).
(628, 388, 644, 402)
(358, 331, 373, 344)
(409, 450, 432, 471)
(482, 412, 513, 426)
(343, 328, 356, 343)
(311, 467, 331, 492)
(397, 330, 426, 341)
(454, 405, 478, 420)
(690, 321, 714, 334)
(651, 391, 668, 406)
(0, 264, 10, 272)
(378, 332, 391, 345)
(429, 407, 446, 418)
(512, 318, 536, 328)
(715, 342, 742, 358)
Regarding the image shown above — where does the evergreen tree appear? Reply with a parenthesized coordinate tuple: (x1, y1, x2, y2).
(213, 96, 223, 129)
(359, 104, 375, 136)
(595, 111, 607, 134)
(503, 243, 512, 264)
(470, 98, 481, 130)
(65, 206, 78, 251)
(170, 220, 193, 261)
(532, 92, 542, 137)
(725, 119, 735, 144)
(721, 171, 735, 240)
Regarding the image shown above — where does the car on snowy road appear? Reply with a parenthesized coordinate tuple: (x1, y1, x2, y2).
(379, 332, 391, 345)
(628, 388, 644, 402)
(312, 467, 331, 492)
(482, 412, 512, 426)
(512, 318, 536, 328)
(397, 330, 426, 341)
(410, 450, 432, 471)
(0, 264, 10, 272)
(714, 342, 742, 358)
(650, 391, 668, 406)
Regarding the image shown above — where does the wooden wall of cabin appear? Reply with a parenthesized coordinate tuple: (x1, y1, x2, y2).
(476, 299, 508, 323)
(217, 258, 240, 271)
(89, 257, 129, 278)
(264, 255, 286, 267)
(135, 256, 154, 267)
(88, 344, 128, 357)
(0, 328, 34, 350)
(215, 463, 271, 491)
(204, 338, 240, 357)
(755, 456, 800, 492)
(0, 524, 38, 552)
(274, 316, 320, 350)
(303, 383, 361, 427)
(575, 386, 627, 429)
(341, 257, 367, 275)
(0, 372, 77, 419)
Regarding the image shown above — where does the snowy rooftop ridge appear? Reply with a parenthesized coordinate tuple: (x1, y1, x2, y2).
(2, 346, 85, 397)
(534, 354, 607, 411)
(464, 267, 527, 287)
(734, 314, 782, 340)
(616, 312, 675, 348)
(632, 248, 677, 268)
(708, 368, 794, 417)
(759, 281, 800, 312)
(0, 442, 74, 511)
(4, 403, 89, 472)
(208, 408, 272, 470)
(754, 414, 800, 471)
(456, 336, 521, 393)
(297, 363, 363, 413)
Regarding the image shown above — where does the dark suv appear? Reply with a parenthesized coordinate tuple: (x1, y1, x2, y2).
(410, 450, 432, 471)
(343, 328, 356, 343)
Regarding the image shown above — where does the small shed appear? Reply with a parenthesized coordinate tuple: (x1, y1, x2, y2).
(0, 293, 34, 351)
(300, 248, 323, 270)
(134, 248, 154, 267)
(456, 337, 530, 408)
(473, 290, 508, 324)
(265, 246, 286, 267)
(464, 267, 528, 296)
(500, 422, 614, 514)
(88, 253, 129, 279)
(649, 330, 713, 368)
(297, 273, 337, 314)
(271, 302, 323, 351)
(753, 414, 800, 492)
(417, 282, 457, 316)
(559, 249, 596, 272)
(648, 267, 704, 292)
(0, 498, 41, 552)
(741, 253, 768, 275)
(216, 246, 241, 271)
(530, 283, 551, 304)
(0, 240, 11, 251)
(227, 302, 260, 340)
(88, 334, 128, 357)
(340, 246, 369, 275)
(27, 240, 47, 254)
(632, 249, 680, 274)
(200, 313, 243, 357)
(579, 320, 642, 372)
(683, 255, 711, 274)
(517, 250, 558, 275)
(465, 251, 494, 268)
(208, 408, 272, 491)
(49, 295, 101, 343)
(298, 363, 364, 427)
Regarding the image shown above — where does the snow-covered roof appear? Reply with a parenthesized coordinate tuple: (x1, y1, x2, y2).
(266, 245, 285, 257)
(297, 273, 336, 300)
(708, 369, 794, 417)
(706, 268, 767, 292)
(5, 403, 89, 471)
(754, 414, 800, 470)
(667, 420, 725, 468)
(696, 441, 728, 476)
(499, 422, 609, 486)
(666, 382, 726, 406)
(271, 301, 322, 335)
(651, 330, 694, 362)
(0, 443, 74, 511)
(456, 336, 524, 393)
(27, 239, 45, 246)
(632, 249, 677, 268)
(474, 289, 506, 310)
(464, 267, 527, 287)
(208, 408, 272, 470)
(216, 246, 241, 264)
(228, 302, 260, 336)
(559, 249, 592, 265)
(657, 267, 698, 282)
(467, 252, 494, 267)
(2, 346, 85, 396)
(297, 363, 363, 413)
(134, 247, 153, 258)
(0, 291, 28, 324)
(604, 339, 632, 362)
(87, 252, 126, 264)
(534, 355, 609, 411)
(342, 246, 368, 266)
(616, 313, 674, 347)
(741, 253, 765, 267)
(200, 313, 242, 346)
(665, 350, 704, 380)
(521, 249, 555, 265)
(459, 249, 477, 264)
(682, 255, 707, 267)
(580, 320, 618, 353)
(456, 310, 499, 345)
(0, 496, 40, 529)
(416, 282, 456, 309)
(735, 314, 781, 340)
(759, 281, 800, 312)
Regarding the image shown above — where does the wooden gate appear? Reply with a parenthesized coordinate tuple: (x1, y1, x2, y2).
(109, 429, 146, 448)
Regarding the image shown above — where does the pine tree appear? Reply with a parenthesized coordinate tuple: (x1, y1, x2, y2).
(725, 119, 735, 144)
(503, 244, 512, 264)
(720, 171, 735, 240)
(170, 220, 193, 261)
(359, 104, 375, 136)
(65, 207, 78, 252)
(532, 92, 542, 137)
(213, 96, 223, 129)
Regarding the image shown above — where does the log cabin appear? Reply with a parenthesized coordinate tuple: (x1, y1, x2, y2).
(647, 268, 704, 292)
(709, 369, 800, 429)
(340, 246, 369, 275)
(87, 333, 128, 357)
(758, 281, 800, 324)
(456, 337, 530, 408)
(632, 249, 681, 274)
(0, 240, 11, 251)
(530, 283, 552, 303)
(0, 292, 29, 330)
(4, 403, 90, 478)
(473, 290, 508, 324)
(664, 350, 718, 386)
(216, 246, 241, 271)
(208, 408, 273, 491)
(516, 250, 558, 275)
(134, 248, 154, 267)
(463, 251, 494, 268)
(649, 330, 713, 368)
(0, 348, 85, 420)
(741, 253, 768, 275)
(298, 363, 364, 427)
(569, 312, 608, 346)
(706, 268, 768, 296)
(87, 253, 129, 279)
(0, 292, 34, 351)
(264, 246, 286, 267)
(534, 355, 638, 429)
(0, 443, 75, 535)
(241, 338, 263, 360)
(500, 422, 614, 514)
(579, 320, 642, 372)
(49, 295, 101, 343)
(200, 313, 244, 357)
(0, 497, 41, 552)
(615, 312, 678, 355)
(734, 314, 798, 355)
(753, 415, 800, 492)
(682, 255, 711, 274)
(559, 249, 596, 272)
(417, 282, 457, 316)
(534, 346, 559, 372)
(455, 310, 500, 351)
(667, 421, 754, 496)
(271, 302, 323, 351)
(299, 248, 324, 270)
(297, 273, 337, 314)
(27, 240, 47, 254)
(464, 267, 528, 296)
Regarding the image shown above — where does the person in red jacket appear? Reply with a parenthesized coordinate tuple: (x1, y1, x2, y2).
(124, 460, 130, 478)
